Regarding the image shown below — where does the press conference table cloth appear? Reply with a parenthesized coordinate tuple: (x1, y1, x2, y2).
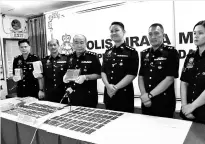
(1, 103, 205, 144)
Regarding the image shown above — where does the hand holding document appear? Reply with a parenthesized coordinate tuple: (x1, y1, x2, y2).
(32, 61, 43, 78)
(13, 68, 23, 82)
(63, 69, 80, 83)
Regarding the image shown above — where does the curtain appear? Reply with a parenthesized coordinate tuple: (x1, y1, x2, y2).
(28, 14, 47, 59)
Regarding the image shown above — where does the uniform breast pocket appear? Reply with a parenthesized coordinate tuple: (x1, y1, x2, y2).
(199, 68, 205, 84)
(56, 63, 66, 71)
(154, 60, 166, 70)
(81, 63, 91, 74)
(115, 57, 127, 69)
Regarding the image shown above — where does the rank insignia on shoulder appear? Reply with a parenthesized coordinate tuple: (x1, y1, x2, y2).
(188, 49, 196, 55)
(87, 51, 96, 55)
(126, 46, 135, 50)
(167, 46, 174, 49)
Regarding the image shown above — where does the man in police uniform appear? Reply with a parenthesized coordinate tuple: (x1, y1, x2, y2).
(40, 39, 68, 103)
(63, 34, 101, 108)
(101, 22, 139, 113)
(138, 23, 179, 118)
(12, 39, 40, 98)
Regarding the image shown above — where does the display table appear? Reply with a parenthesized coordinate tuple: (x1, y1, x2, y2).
(1, 99, 205, 144)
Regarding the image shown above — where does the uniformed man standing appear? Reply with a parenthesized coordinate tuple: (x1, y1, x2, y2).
(40, 39, 68, 103)
(138, 23, 179, 118)
(63, 34, 101, 108)
(12, 39, 40, 98)
(180, 20, 205, 124)
(101, 22, 139, 113)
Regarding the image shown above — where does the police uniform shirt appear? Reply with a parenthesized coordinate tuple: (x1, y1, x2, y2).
(42, 54, 68, 102)
(66, 51, 101, 107)
(102, 42, 139, 112)
(139, 44, 179, 112)
(13, 53, 40, 98)
(180, 49, 205, 123)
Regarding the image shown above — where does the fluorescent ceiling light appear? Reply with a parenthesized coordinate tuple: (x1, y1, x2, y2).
(0, 1, 46, 9)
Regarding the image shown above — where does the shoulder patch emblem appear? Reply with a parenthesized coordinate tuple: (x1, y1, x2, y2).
(186, 57, 194, 69)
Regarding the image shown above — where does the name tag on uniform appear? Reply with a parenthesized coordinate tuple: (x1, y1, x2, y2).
(117, 55, 128, 57)
(57, 61, 66, 63)
(154, 57, 167, 61)
(81, 61, 92, 63)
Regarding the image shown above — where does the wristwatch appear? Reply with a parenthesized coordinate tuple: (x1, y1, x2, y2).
(39, 89, 44, 92)
(148, 92, 153, 99)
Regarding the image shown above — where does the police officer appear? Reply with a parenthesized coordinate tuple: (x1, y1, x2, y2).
(180, 20, 205, 124)
(101, 22, 139, 113)
(40, 39, 68, 103)
(12, 39, 40, 98)
(63, 34, 101, 108)
(138, 23, 179, 118)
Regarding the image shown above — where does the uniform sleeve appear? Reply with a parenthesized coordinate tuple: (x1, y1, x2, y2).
(12, 57, 17, 75)
(41, 59, 46, 76)
(180, 55, 190, 83)
(165, 49, 179, 78)
(35, 55, 40, 61)
(139, 51, 145, 76)
(91, 55, 101, 75)
(126, 50, 139, 76)
(101, 53, 107, 73)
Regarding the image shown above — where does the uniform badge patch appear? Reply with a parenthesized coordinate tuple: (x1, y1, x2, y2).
(186, 57, 194, 69)
(18, 60, 22, 65)
(46, 60, 50, 65)
(107, 51, 112, 57)
(144, 53, 149, 61)
(119, 62, 123, 66)
(158, 66, 162, 69)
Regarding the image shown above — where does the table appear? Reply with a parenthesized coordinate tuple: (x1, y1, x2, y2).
(1, 100, 205, 144)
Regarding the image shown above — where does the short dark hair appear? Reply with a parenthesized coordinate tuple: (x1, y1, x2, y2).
(193, 20, 205, 31)
(149, 23, 164, 33)
(48, 39, 59, 46)
(110, 21, 125, 31)
(18, 39, 30, 46)
(73, 34, 87, 43)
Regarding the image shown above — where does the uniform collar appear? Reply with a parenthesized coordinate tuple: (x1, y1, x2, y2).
(74, 50, 86, 58)
(150, 43, 164, 55)
(113, 42, 126, 49)
(195, 48, 205, 59)
(21, 53, 31, 60)
(49, 53, 61, 60)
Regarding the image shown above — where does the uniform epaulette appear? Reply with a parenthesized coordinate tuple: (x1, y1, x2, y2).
(188, 49, 196, 55)
(142, 48, 149, 53)
(126, 45, 135, 51)
(167, 46, 174, 49)
(43, 55, 49, 59)
(66, 52, 74, 56)
(14, 55, 21, 59)
(87, 51, 97, 56)
(105, 47, 113, 52)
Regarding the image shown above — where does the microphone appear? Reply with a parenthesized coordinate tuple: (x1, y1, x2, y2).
(29, 87, 73, 144)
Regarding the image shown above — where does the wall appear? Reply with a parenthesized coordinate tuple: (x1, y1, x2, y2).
(44, 1, 205, 99)
(0, 14, 28, 99)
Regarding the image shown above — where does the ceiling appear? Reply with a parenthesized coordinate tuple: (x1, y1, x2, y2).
(0, 1, 89, 18)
